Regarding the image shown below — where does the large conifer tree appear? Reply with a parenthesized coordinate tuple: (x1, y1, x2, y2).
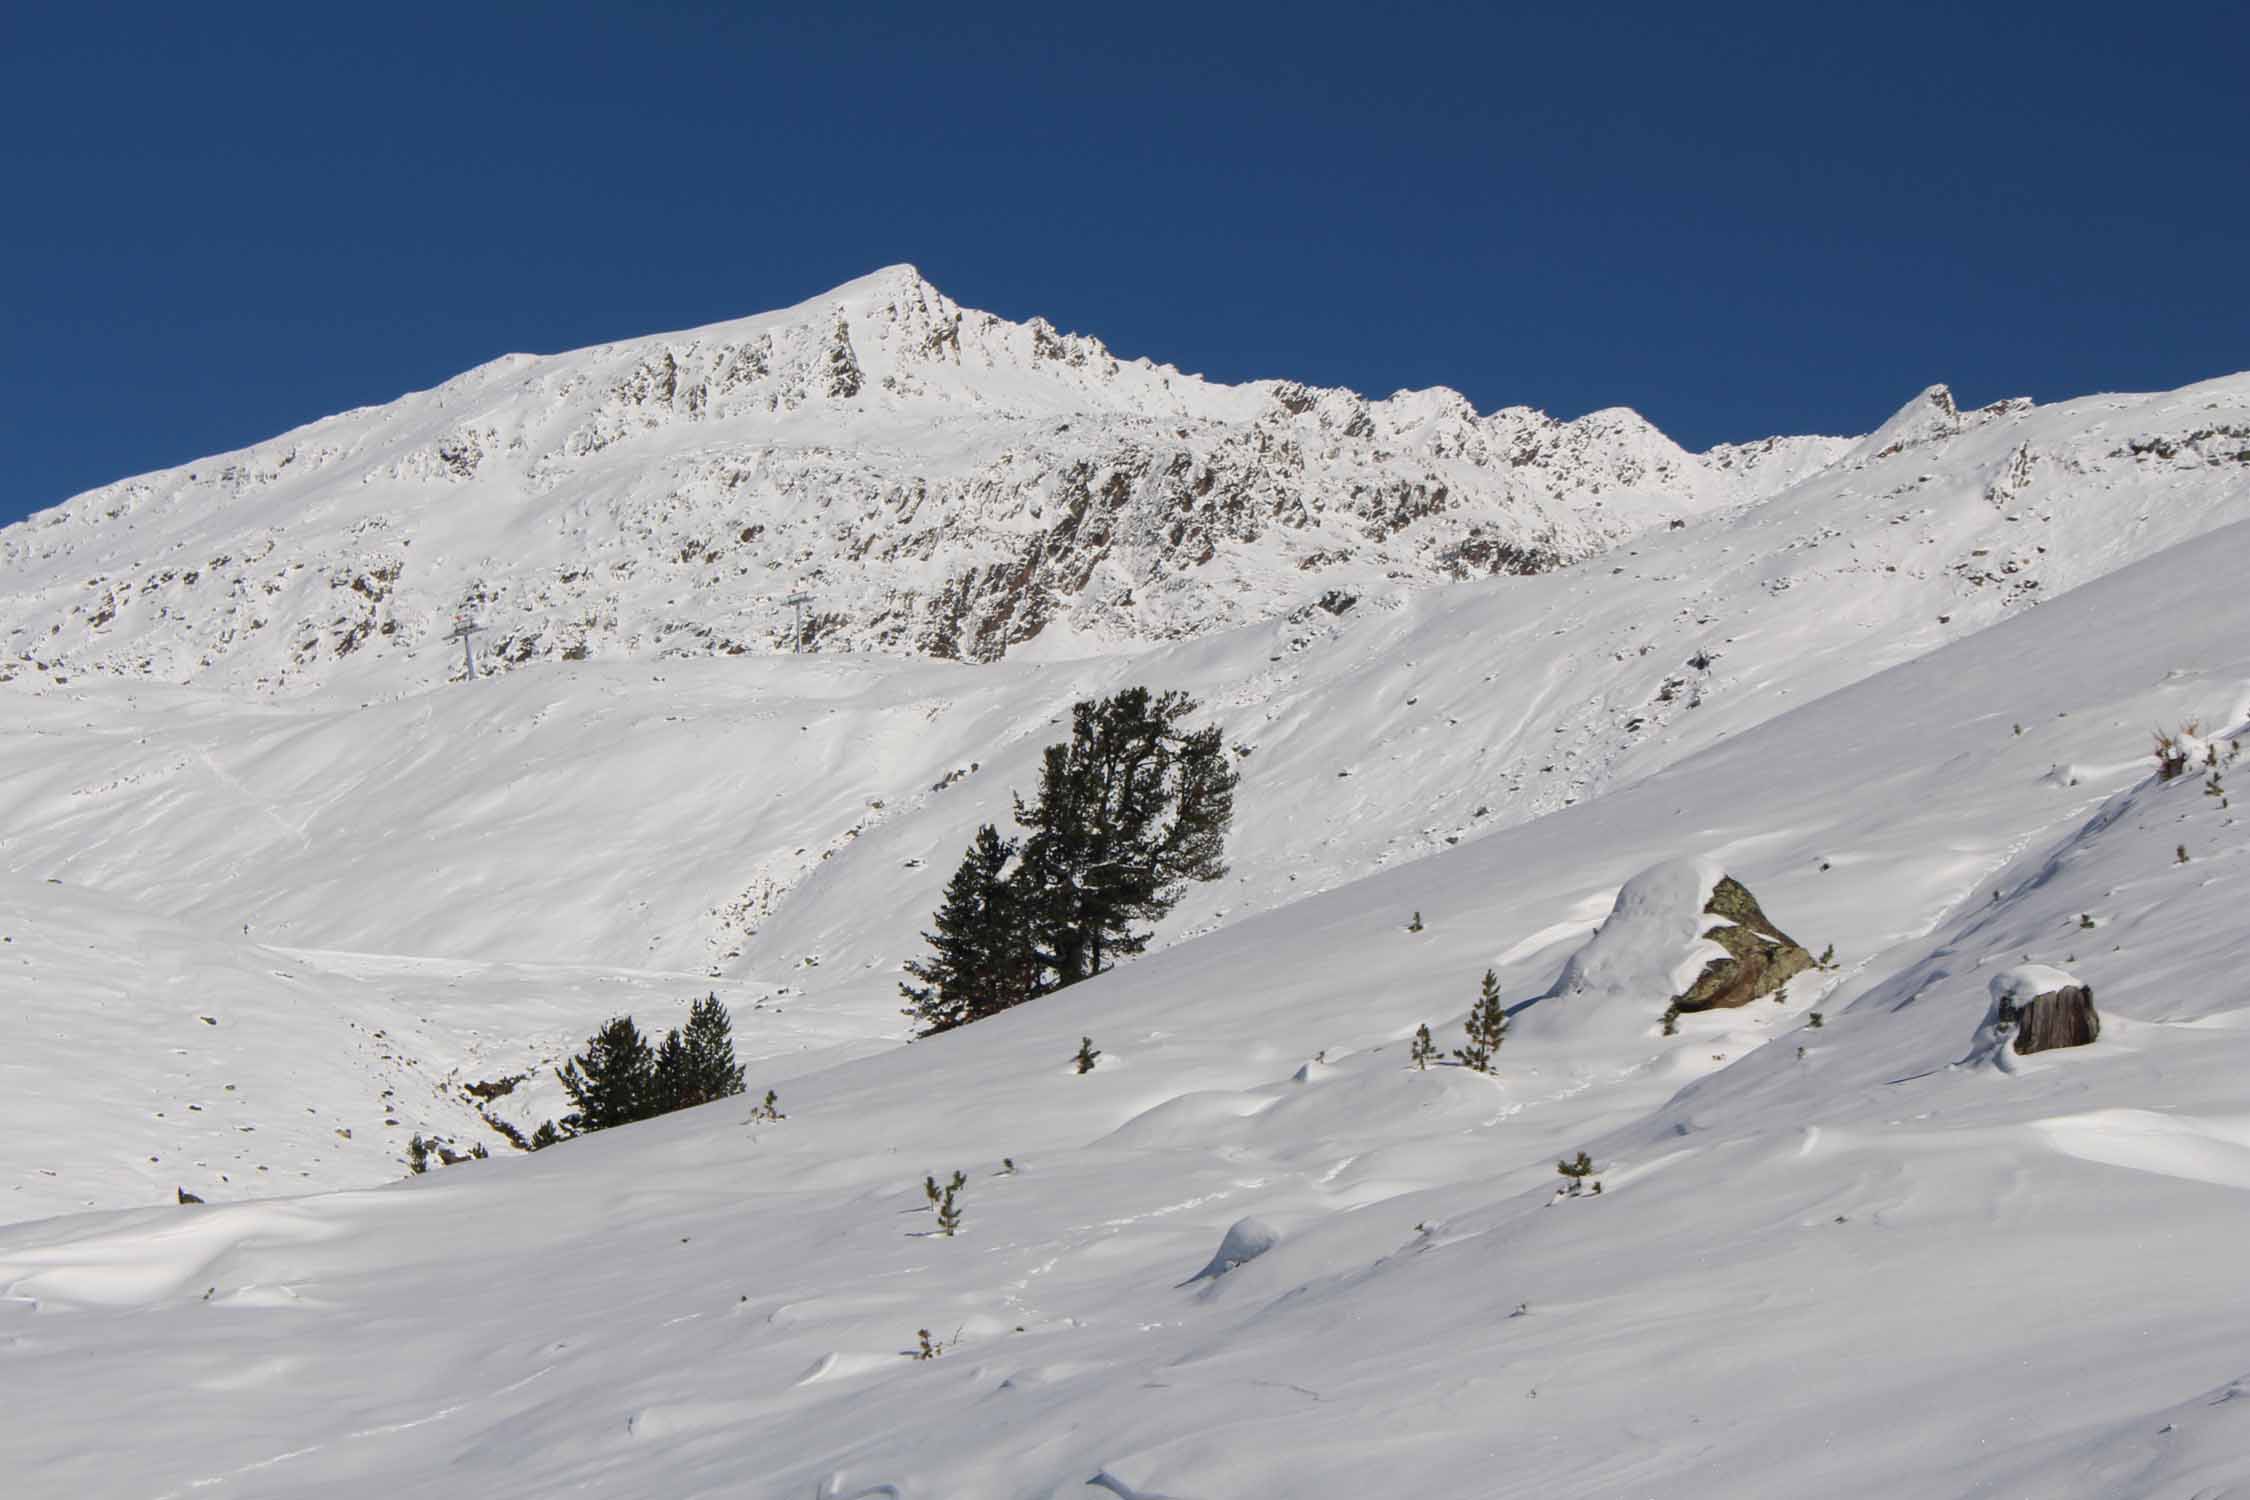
(557, 1015, 657, 1133)
(901, 824, 1035, 1034)
(674, 992, 745, 1105)
(1012, 687, 1237, 987)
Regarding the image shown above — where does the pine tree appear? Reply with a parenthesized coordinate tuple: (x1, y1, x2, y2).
(1074, 1036, 1101, 1074)
(1453, 969, 1508, 1073)
(675, 993, 745, 1105)
(529, 1120, 562, 1150)
(1410, 1023, 1435, 1069)
(557, 1015, 658, 1134)
(653, 1026, 693, 1111)
(901, 824, 1037, 1034)
(1012, 687, 1239, 989)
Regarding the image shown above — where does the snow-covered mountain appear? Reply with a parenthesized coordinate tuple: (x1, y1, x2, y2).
(4, 280, 2250, 1498)
(2, 266, 1847, 689)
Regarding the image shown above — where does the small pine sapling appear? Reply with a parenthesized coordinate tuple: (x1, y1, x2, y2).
(913, 1328, 943, 1360)
(2177, 844, 2190, 864)
(1556, 1151, 1597, 1198)
(406, 1135, 430, 1175)
(748, 1089, 784, 1122)
(1407, 911, 1424, 933)
(1409, 1023, 1436, 1069)
(1818, 943, 1836, 969)
(529, 1120, 562, 1150)
(1660, 1001, 1681, 1036)
(1073, 1036, 1101, 1074)
(2078, 913, 2096, 930)
(1807, 1011, 1825, 1029)
(927, 1170, 966, 1236)
(1453, 969, 1508, 1073)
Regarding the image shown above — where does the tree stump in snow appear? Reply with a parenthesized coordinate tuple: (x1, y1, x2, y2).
(1987, 968, 2100, 1055)
(1670, 876, 1815, 1012)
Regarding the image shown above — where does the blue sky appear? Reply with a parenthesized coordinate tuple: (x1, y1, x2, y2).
(3, 2, 2242, 524)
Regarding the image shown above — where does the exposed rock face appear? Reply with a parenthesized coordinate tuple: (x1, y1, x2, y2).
(1981, 965, 2100, 1057)
(0, 264, 1850, 694)
(1670, 876, 1815, 1012)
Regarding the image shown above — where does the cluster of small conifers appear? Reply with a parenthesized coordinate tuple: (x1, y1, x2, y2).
(538, 993, 755, 1143)
(1406, 968, 1510, 1074)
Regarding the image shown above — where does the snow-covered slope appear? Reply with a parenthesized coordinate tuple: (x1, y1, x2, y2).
(5, 278, 2250, 1493)
(4, 506, 2247, 1499)
(1, 266, 1845, 688)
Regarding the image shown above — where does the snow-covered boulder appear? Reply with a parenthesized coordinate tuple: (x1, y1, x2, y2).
(1178, 1216, 1280, 1286)
(1973, 965, 2100, 1067)
(1517, 858, 1812, 1041)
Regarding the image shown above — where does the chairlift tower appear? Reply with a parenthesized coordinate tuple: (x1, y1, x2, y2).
(447, 611, 485, 681)
(782, 592, 814, 654)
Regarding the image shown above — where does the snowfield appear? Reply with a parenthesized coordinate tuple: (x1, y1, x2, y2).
(3, 275, 2250, 1496)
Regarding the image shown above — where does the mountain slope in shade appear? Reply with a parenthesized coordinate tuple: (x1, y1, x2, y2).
(1, 266, 1847, 690)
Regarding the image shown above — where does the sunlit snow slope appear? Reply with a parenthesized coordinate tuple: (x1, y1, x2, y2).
(2, 276, 2248, 1495)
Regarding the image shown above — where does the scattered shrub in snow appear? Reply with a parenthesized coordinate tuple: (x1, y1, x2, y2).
(912, 1328, 944, 1360)
(1453, 969, 1508, 1073)
(1074, 1036, 1101, 1074)
(748, 1089, 784, 1122)
(2153, 722, 2199, 781)
(1807, 1011, 1825, 1028)
(1556, 1151, 1601, 1197)
(1410, 1023, 1436, 1069)
(2178, 844, 2190, 864)
(925, 1170, 966, 1235)
(1407, 910, 1424, 933)
(175, 1186, 204, 1205)
(528, 1120, 562, 1150)
(406, 1135, 431, 1175)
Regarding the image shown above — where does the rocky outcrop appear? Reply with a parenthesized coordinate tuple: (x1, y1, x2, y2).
(0, 265, 1848, 693)
(1670, 876, 1815, 1012)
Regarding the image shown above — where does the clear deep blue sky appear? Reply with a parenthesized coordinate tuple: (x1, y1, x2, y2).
(4, 2, 2243, 524)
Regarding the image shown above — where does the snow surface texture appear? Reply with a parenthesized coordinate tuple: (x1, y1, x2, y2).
(3, 279, 2250, 1496)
